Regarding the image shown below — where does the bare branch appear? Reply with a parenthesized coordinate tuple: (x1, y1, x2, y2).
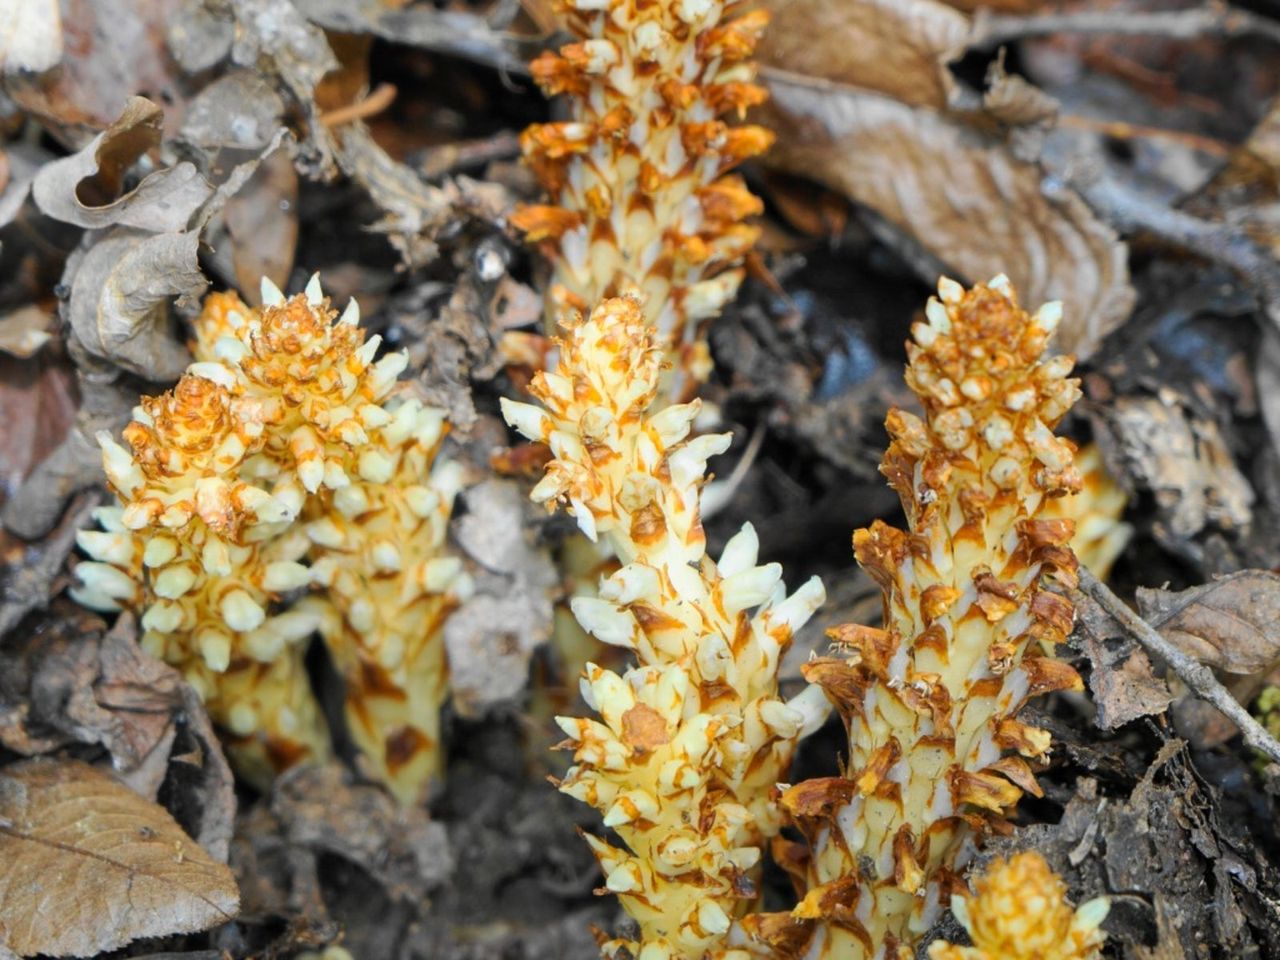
(1075, 566, 1280, 766)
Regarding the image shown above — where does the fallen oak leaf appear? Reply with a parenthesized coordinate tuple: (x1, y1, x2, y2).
(0, 758, 239, 957)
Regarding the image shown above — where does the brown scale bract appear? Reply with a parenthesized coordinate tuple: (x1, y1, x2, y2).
(743, 277, 1086, 960)
(512, 0, 773, 401)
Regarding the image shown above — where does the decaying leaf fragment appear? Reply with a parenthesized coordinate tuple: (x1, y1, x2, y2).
(0, 758, 239, 958)
(1103, 395, 1253, 543)
(65, 230, 204, 381)
(1136, 572, 1280, 679)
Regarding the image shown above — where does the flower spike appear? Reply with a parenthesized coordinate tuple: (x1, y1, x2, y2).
(745, 278, 1086, 960)
(504, 295, 827, 960)
(513, 0, 774, 400)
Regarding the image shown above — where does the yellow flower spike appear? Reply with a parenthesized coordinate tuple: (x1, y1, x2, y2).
(928, 852, 1108, 960)
(513, 0, 774, 401)
(744, 278, 1086, 960)
(76, 276, 466, 801)
(503, 296, 828, 960)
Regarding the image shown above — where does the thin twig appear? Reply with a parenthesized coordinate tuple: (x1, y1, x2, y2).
(971, 2, 1280, 48)
(1075, 566, 1280, 765)
(320, 84, 398, 128)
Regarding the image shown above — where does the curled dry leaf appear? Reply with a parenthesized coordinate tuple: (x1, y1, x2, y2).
(31, 96, 211, 232)
(66, 230, 202, 381)
(0, 758, 239, 958)
(757, 0, 1135, 359)
(223, 0, 338, 175)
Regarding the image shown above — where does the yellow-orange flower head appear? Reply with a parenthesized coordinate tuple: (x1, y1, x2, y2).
(928, 852, 1108, 960)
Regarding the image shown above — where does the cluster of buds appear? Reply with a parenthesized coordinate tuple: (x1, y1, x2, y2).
(513, 0, 773, 401)
(74, 278, 468, 803)
(502, 296, 828, 960)
(745, 278, 1087, 960)
(928, 852, 1109, 960)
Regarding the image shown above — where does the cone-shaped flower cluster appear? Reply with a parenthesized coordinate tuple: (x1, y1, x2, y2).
(746, 278, 1086, 960)
(74, 278, 467, 802)
(928, 852, 1108, 960)
(502, 296, 828, 960)
(513, 0, 773, 400)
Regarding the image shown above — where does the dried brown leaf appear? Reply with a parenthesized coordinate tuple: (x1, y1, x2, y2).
(0, 351, 76, 504)
(0, 609, 236, 860)
(224, 149, 298, 294)
(66, 230, 202, 380)
(1137, 572, 1280, 678)
(31, 96, 211, 232)
(756, 0, 1134, 358)
(760, 80, 1133, 357)
(0, 758, 239, 957)
(758, 0, 965, 109)
(1074, 592, 1173, 730)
